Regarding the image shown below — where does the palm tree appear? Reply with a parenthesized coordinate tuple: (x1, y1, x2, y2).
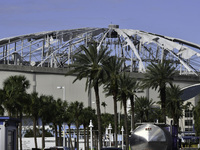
(81, 107, 96, 150)
(101, 101, 107, 113)
(165, 84, 191, 127)
(27, 92, 41, 149)
(101, 113, 114, 134)
(69, 101, 84, 150)
(52, 98, 68, 146)
(103, 56, 125, 147)
(2, 75, 30, 150)
(63, 102, 76, 150)
(164, 84, 191, 150)
(66, 42, 111, 148)
(0, 89, 5, 115)
(60, 100, 68, 146)
(39, 95, 55, 149)
(134, 96, 155, 122)
(126, 78, 137, 131)
(51, 99, 58, 146)
(141, 60, 176, 123)
(118, 73, 133, 150)
(3, 75, 30, 116)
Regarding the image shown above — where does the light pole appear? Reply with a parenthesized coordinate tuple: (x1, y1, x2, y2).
(92, 101, 95, 109)
(121, 126, 124, 150)
(57, 86, 66, 147)
(57, 86, 65, 101)
(89, 120, 93, 150)
(108, 123, 112, 147)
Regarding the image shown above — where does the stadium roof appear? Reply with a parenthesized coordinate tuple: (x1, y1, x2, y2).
(1, 25, 200, 75)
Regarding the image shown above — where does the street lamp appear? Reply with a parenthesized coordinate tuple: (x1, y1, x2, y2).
(57, 86, 66, 147)
(108, 123, 112, 147)
(89, 120, 93, 150)
(57, 86, 65, 101)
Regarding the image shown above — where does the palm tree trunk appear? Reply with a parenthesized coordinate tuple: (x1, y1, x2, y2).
(122, 96, 129, 150)
(33, 117, 38, 148)
(16, 111, 19, 150)
(42, 122, 45, 149)
(130, 95, 135, 131)
(113, 93, 118, 147)
(160, 87, 166, 124)
(176, 118, 179, 129)
(19, 113, 23, 150)
(76, 124, 80, 150)
(16, 125, 18, 150)
(94, 83, 102, 149)
(68, 125, 74, 150)
(174, 116, 179, 130)
(84, 126, 87, 150)
(87, 126, 89, 150)
(59, 124, 62, 146)
(54, 124, 58, 146)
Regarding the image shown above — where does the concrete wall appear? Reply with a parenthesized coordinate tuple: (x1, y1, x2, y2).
(0, 64, 200, 133)
(0, 65, 118, 114)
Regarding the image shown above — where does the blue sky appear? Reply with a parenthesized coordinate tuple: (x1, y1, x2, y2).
(0, 0, 200, 44)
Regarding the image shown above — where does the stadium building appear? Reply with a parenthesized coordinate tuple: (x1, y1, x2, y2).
(0, 25, 200, 145)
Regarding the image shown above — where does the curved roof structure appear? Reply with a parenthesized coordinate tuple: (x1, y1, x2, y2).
(1, 24, 200, 75)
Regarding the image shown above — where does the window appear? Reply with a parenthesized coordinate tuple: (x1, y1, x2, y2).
(185, 128, 193, 132)
(185, 109, 193, 118)
(185, 120, 193, 126)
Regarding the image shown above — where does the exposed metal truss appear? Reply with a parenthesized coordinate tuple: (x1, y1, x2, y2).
(1, 25, 200, 75)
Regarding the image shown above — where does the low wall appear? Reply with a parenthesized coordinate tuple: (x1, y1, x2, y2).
(21, 137, 85, 150)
